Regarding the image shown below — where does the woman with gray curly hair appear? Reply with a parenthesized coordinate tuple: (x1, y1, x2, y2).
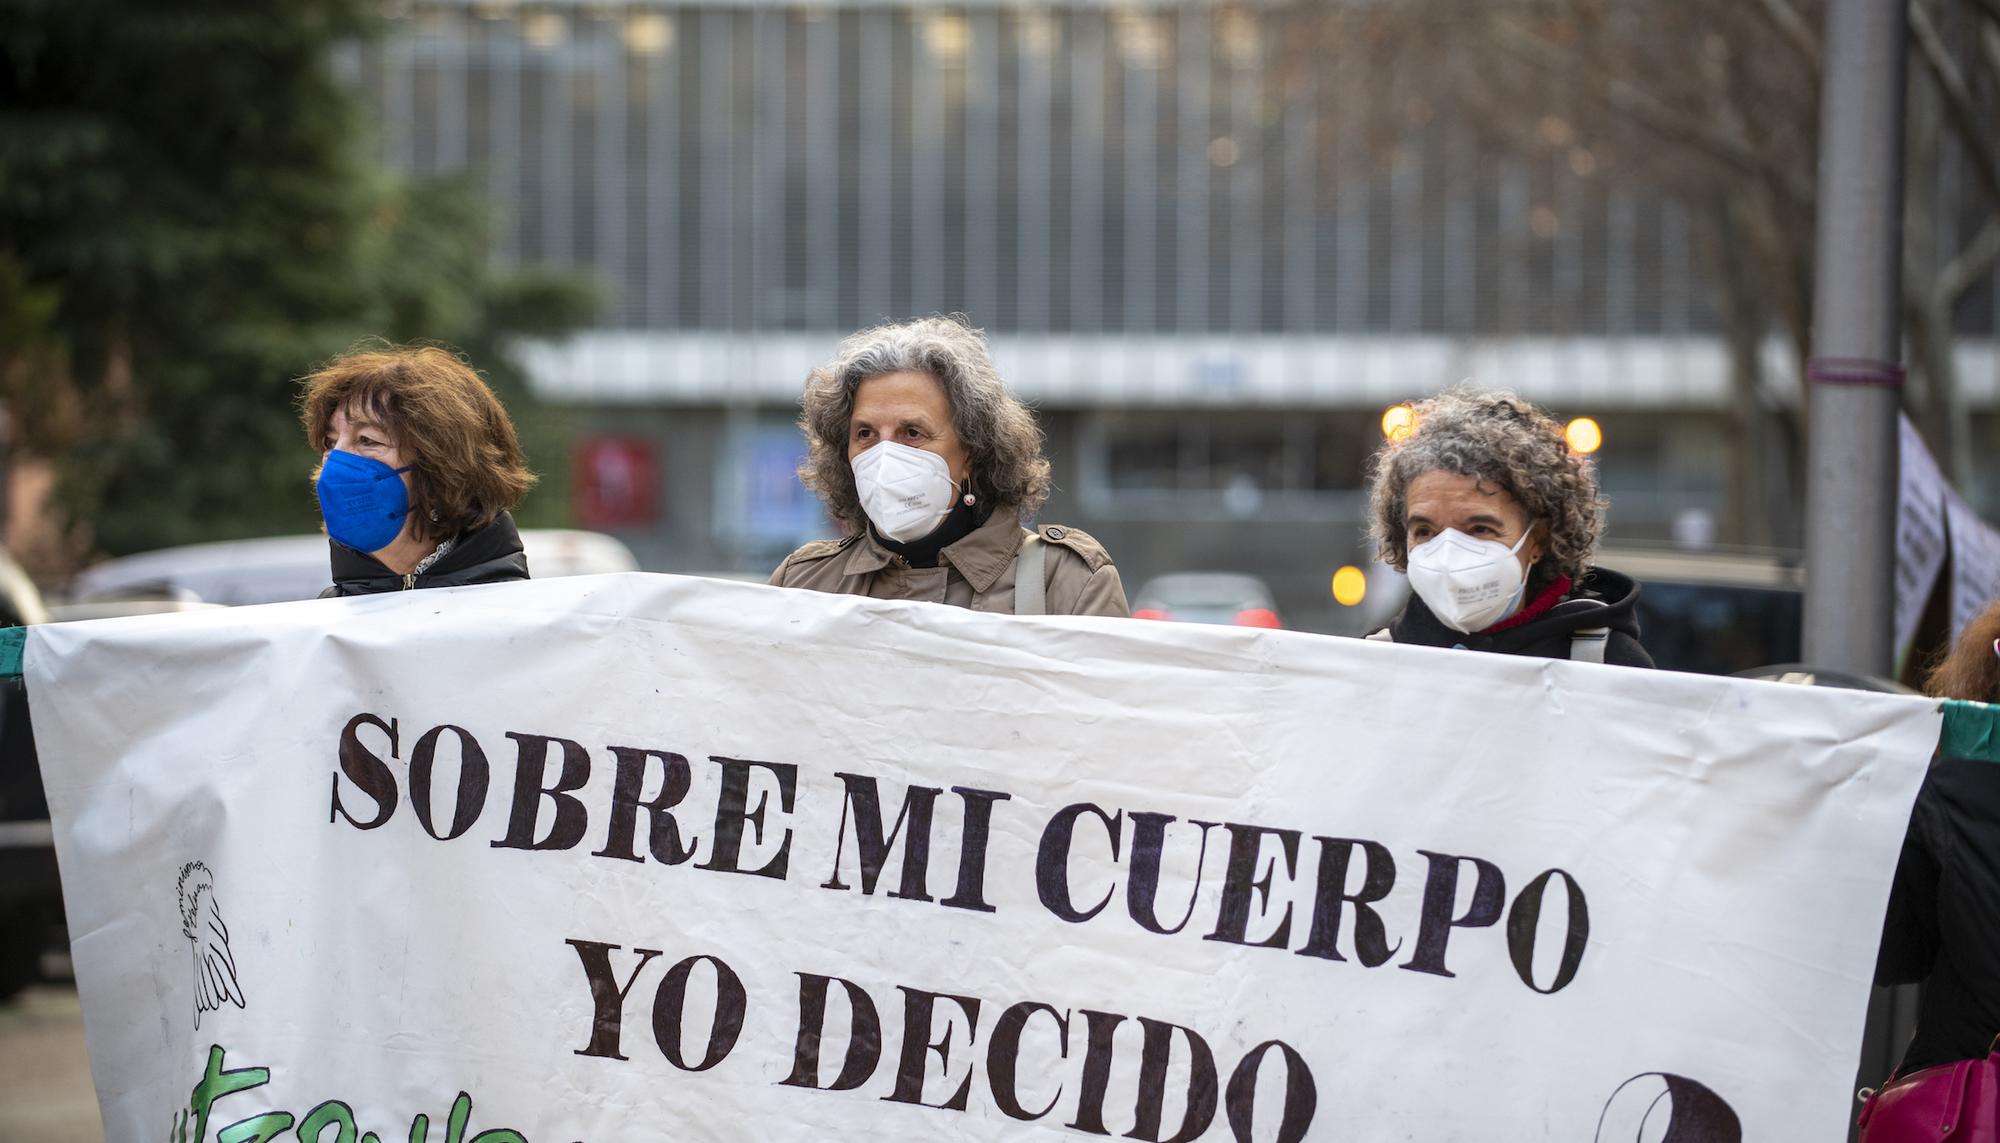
(1362, 388, 1652, 666)
(769, 317, 1129, 617)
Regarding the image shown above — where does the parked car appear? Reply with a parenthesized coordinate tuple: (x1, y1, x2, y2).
(68, 528, 642, 606)
(1131, 572, 1283, 628)
(1733, 663, 1914, 694)
(44, 599, 224, 623)
(1610, 546, 1803, 676)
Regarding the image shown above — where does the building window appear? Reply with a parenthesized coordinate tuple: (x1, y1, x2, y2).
(1080, 410, 1373, 519)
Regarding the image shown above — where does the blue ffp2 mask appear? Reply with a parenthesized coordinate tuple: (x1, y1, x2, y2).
(316, 449, 413, 553)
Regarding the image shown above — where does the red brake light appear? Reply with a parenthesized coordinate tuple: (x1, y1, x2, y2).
(1233, 608, 1281, 629)
(1132, 608, 1172, 621)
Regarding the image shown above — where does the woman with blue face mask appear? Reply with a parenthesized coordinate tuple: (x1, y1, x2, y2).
(1362, 388, 1653, 667)
(300, 344, 538, 595)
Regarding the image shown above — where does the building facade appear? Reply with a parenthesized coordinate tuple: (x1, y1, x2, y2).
(350, 1, 2000, 631)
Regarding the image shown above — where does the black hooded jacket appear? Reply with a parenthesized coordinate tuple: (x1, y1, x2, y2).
(1382, 566, 1654, 668)
(321, 512, 531, 597)
(1876, 753, 2000, 1073)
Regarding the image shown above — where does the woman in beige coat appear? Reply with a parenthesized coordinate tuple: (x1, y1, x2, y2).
(769, 317, 1128, 617)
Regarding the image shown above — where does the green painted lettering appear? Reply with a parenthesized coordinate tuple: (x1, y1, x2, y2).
(188, 1046, 273, 1143)
(296, 1100, 359, 1143)
(217, 1112, 296, 1143)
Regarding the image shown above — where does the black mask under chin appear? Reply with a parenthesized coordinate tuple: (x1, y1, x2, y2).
(874, 494, 985, 569)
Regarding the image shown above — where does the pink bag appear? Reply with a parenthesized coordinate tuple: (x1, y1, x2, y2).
(1858, 1039, 2000, 1142)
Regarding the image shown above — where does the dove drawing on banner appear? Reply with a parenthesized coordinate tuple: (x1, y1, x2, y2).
(177, 861, 245, 1029)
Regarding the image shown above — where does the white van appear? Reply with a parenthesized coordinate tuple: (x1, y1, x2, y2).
(68, 529, 642, 606)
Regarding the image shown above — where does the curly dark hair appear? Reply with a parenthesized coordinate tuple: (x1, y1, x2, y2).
(1366, 387, 1607, 590)
(797, 316, 1051, 530)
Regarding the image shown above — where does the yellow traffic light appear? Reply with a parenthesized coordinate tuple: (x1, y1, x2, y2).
(1332, 565, 1367, 606)
(1565, 416, 1603, 454)
(1381, 405, 1416, 442)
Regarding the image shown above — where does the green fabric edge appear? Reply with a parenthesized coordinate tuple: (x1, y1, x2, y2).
(0, 626, 21, 680)
(1943, 699, 2000, 762)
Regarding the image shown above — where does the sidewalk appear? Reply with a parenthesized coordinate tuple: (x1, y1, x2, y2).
(0, 984, 101, 1143)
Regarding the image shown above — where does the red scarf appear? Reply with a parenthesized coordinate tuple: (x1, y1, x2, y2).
(1481, 574, 1574, 635)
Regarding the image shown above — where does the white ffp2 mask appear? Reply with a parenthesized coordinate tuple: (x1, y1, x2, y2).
(851, 440, 958, 542)
(1405, 527, 1533, 633)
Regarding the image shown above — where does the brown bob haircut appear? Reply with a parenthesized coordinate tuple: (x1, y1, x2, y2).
(299, 344, 537, 543)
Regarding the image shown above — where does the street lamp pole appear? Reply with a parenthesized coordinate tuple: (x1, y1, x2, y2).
(1801, 1, 1912, 1130)
(1801, 0, 1907, 676)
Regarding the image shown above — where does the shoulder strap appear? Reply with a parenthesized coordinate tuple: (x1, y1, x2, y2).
(1563, 597, 1611, 664)
(1015, 534, 1047, 616)
(1569, 627, 1610, 664)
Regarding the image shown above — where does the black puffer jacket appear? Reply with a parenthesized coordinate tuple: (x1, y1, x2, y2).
(1876, 753, 2000, 1073)
(321, 512, 531, 597)
(1381, 566, 1654, 668)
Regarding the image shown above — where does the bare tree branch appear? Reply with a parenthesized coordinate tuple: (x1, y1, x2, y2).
(1910, 0, 2000, 207)
(1937, 217, 2000, 305)
(1753, 0, 1822, 69)
(1488, 13, 1812, 205)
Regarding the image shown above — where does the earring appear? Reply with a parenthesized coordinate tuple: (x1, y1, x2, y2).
(962, 492, 976, 507)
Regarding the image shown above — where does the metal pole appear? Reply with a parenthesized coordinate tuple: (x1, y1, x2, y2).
(1803, 6, 1911, 1128)
(1802, 0, 1906, 675)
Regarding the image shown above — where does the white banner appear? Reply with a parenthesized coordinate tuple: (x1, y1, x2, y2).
(30, 574, 1938, 1142)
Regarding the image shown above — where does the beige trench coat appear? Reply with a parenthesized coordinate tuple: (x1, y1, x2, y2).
(768, 508, 1129, 617)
